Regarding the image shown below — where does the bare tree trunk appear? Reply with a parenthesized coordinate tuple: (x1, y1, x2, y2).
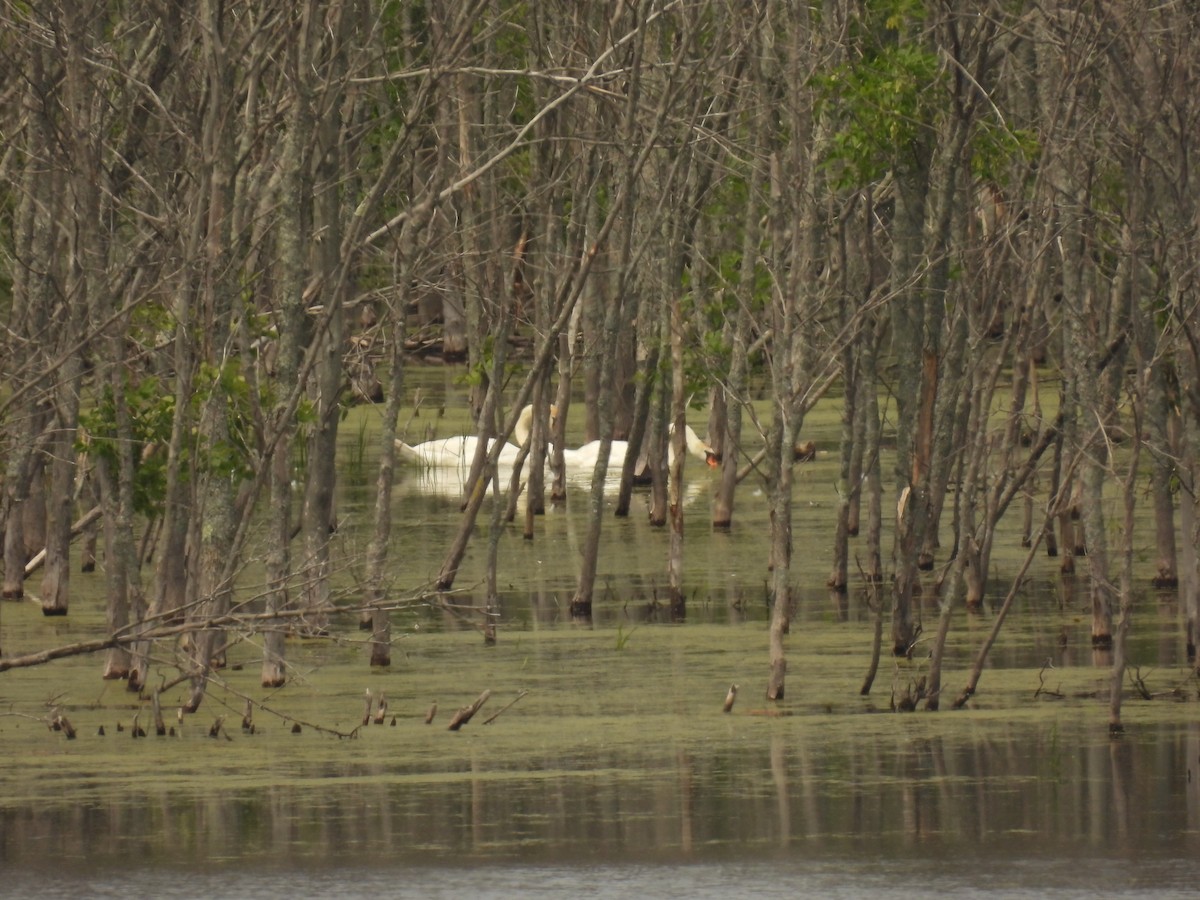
(711, 159, 762, 531)
(41, 4, 100, 618)
(666, 294, 686, 618)
(2, 41, 55, 604)
(261, 9, 315, 686)
(1175, 413, 1199, 663)
(183, 0, 242, 713)
(366, 316, 405, 666)
(1108, 382, 1144, 734)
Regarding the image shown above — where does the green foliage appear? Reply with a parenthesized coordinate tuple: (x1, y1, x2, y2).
(816, 41, 944, 188)
(970, 122, 1039, 186)
(78, 376, 175, 517)
(810, 0, 945, 188)
(193, 359, 258, 482)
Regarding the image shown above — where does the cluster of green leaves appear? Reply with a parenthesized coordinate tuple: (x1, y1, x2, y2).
(970, 121, 1039, 187)
(814, 39, 944, 188)
(77, 376, 175, 517)
(192, 359, 260, 483)
(807, 0, 943, 188)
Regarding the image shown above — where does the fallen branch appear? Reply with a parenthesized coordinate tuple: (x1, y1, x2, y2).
(0, 598, 430, 673)
(482, 690, 527, 725)
(23, 506, 103, 576)
(1127, 665, 1152, 701)
(448, 690, 491, 731)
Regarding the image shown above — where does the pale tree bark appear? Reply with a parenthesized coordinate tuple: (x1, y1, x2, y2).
(1037, 4, 1122, 651)
(261, 4, 317, 687)
(764, 2, 830, 701)
(184, 0, 245, 713)
(40, 1, 110, 619)
(2, 34, 56, 605)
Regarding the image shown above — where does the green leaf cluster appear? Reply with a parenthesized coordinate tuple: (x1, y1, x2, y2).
(193, 359, 258, 482)
(813, 0, 943, 190)
(77, 376, 175, 517)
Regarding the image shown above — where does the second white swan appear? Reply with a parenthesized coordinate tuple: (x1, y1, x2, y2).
(395, 404, 540, 469)
(556, 423, 718, 472)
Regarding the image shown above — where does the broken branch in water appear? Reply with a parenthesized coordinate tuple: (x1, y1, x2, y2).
(1127, 666, 1152, 701)
(448, 690, 491, 730)
(482, 690, 528, 725)
(1034, 659, 1064, 699)
(723, 684, 738, 713)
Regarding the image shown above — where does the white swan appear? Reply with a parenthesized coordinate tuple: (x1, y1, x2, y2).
(396, 405, 539, 469)
(557, 423, 718, 473)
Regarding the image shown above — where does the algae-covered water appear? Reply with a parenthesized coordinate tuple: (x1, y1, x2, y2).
(3, 376, 1200, 896)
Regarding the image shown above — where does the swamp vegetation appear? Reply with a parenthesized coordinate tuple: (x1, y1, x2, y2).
(4, 378, 1200, 888)
(2, 2, 1200, 885)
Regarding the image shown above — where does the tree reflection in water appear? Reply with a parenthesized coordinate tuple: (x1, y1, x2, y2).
(2, 720, 1198, 879)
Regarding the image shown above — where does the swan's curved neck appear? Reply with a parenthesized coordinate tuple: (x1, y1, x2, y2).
(513, 406, 534, 446)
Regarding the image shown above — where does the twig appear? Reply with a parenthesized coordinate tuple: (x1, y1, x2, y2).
(1034, 659, 1064, 699)
(1128, 665, 1152, 701)
(482, 690, 528, 725)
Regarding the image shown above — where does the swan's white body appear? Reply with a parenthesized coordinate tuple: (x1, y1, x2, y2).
(556, 424, 717, 473)
(396, 405, 537, 469)
(556, 439, 630, 472)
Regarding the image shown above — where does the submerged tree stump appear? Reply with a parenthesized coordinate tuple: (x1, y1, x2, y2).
(51, 711, 76, 740)
(723, 684, 738, 713)
(447, 690, 491, 731)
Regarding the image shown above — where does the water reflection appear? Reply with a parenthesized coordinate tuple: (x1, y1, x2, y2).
(393, 461, 713, 507)
(4, 721, 1198, 877)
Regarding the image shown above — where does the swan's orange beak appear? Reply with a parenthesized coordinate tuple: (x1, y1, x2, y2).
(705, 450, 720, 468)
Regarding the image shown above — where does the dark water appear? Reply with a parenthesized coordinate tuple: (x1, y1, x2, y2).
(5, 857, 1197, 899)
